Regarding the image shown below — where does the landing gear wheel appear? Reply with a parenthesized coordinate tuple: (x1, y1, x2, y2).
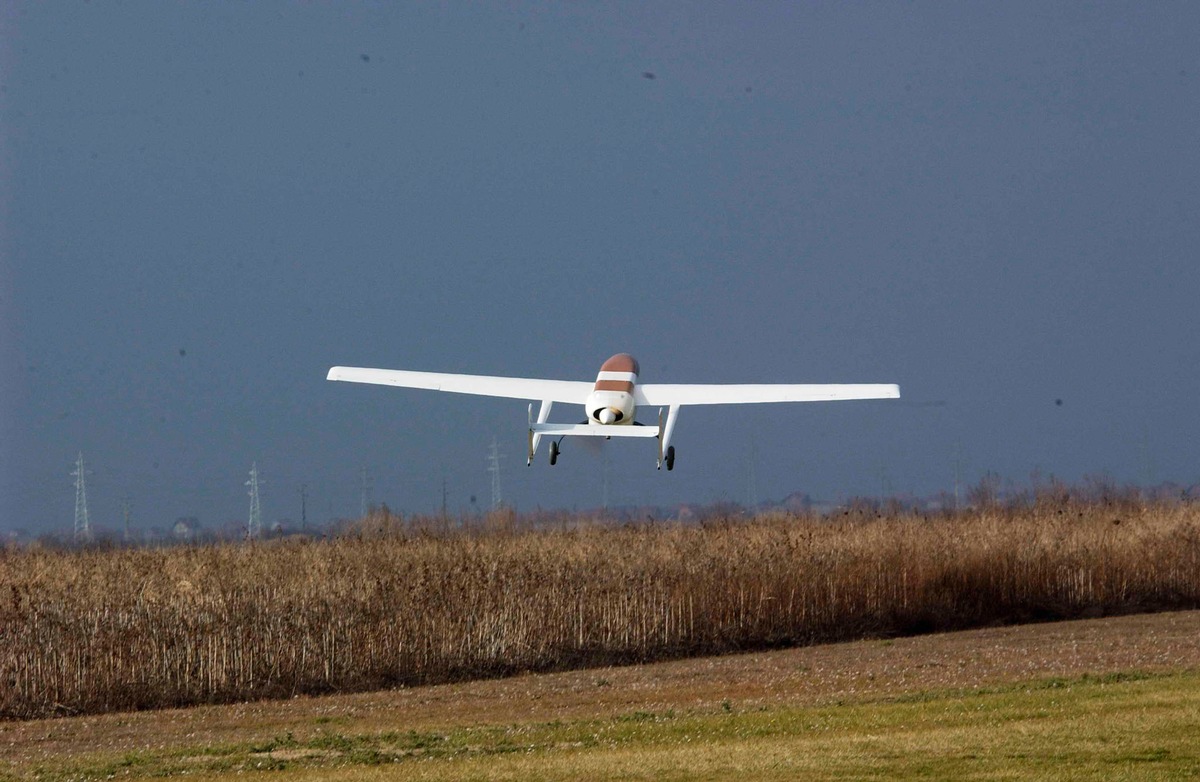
(549, 440, 559, 466)
(665, 445, 675, 471)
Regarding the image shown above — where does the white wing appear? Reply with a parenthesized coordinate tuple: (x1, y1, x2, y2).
(327, 367, 594, 404)
(636, 383, 899, 406)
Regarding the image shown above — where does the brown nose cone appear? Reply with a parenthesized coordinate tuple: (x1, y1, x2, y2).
(600, 353, 640, 375)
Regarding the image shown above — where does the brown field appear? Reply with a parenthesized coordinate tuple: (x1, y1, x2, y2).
(3, 498, 1199, 720)
(1, 610, 1198, 780)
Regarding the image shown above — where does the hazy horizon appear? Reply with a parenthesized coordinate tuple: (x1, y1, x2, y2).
(4, 3, 1198, 534)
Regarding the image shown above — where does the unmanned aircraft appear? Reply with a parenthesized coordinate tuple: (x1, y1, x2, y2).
(327, 353, 899, 470)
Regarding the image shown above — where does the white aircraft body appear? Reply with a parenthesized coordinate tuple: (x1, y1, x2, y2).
(327, 353, 899, 470)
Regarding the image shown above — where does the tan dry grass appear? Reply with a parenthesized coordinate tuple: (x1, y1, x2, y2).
(2, 501, 1199, 719)
(2, 610, 1199, 780)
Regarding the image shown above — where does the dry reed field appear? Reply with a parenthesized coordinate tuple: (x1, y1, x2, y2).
(3, 498, 1199, 720)
(5, 611, 1199, 780)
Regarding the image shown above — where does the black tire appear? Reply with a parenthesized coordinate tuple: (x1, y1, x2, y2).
(666, 445, 675, 471)
(549, 441, 559, 466)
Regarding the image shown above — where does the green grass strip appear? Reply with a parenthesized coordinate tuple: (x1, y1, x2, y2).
(13, 669, 1200, 781)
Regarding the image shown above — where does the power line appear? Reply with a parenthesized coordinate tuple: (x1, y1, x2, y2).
(602, 450, 610, 510)
(486, 437, 505, 510)
(246, 463, 264, 538)
(70, 453, 92, 542)
(953, 441, 964, 511)
(747, 437, 759, 511)
(359, 466, 373, 517)
(877, 464, 892, 504)
(121, 496, 132, 543)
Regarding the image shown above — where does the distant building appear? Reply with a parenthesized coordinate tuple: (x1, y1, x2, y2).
(675, 504, 697, 522)
(3, 529, 31, 547)
(218, 520, 247, 540)
(173, 517, 201, 541)
(780, 492, 813, 513)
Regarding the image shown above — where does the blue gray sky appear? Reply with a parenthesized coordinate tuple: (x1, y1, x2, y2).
(3, 3, 1198, 533)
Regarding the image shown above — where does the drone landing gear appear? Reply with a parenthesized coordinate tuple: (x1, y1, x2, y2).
(656, 406, 679, 471)
(549, 440, 560, 466)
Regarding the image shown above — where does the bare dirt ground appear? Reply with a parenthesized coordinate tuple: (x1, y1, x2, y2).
(3, 610, 1199, 771)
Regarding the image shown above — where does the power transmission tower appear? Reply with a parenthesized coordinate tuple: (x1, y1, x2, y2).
(1139, 426, 1155, 488)
(121, 497, 132, 543)
(952, 441, 963, 511)
(602, 450, 610, 511)
(359, 466, 373, 517)
(299, 483, 308, 527)
(486, 437, 505, 510)
(746, 437, 759, 511)
(71, 453, 92, 542)
(246, 463, 264, 538)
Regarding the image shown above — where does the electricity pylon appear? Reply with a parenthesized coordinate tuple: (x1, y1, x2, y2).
(486, 437, 505, 510)
(359, 466, 373, 517)
(71, 453, 92, 542)
(246, 463, 264, 538)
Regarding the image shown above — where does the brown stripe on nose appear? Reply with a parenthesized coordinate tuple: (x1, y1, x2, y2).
(594, 380, 635, 393)
(600, 353, 640, 375)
